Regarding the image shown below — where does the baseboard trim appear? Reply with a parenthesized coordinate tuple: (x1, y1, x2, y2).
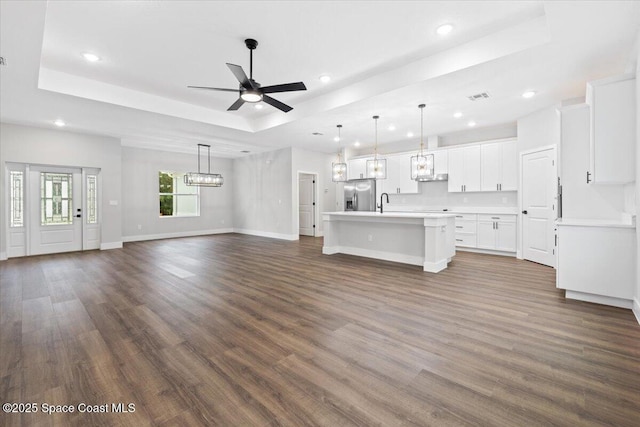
(423, 259, 448, 273)
(100, 241, 123, 250)
(0, 251, 7, 261)
(234, 229, 298, 241)
(633, 297, 640, 326)
(456, 247, 516, 257)
(123, 228, 234, 243)
(322, 245, 423, 267)
(565, 290, 633, 309)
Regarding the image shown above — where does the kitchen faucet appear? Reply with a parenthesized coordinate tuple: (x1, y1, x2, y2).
(379, 193, 389, 214)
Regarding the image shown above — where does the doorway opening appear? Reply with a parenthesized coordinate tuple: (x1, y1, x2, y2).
(298, 172, 317, 237)
(5, 163, 101, 258)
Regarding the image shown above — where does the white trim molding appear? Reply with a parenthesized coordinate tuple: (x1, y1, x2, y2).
(234, 228, 298, 241)
(565, 290, 633, 309)
(633, 297, 640, 326)
(123, 228, 234, 243)
(100, 241, 123, 250)
(323, 245, 424, 267)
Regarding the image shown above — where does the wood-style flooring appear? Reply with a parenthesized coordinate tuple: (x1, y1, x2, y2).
(1, 234, 639, 426)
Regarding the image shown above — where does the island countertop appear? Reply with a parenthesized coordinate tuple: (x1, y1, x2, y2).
(322, 211, 455, 219)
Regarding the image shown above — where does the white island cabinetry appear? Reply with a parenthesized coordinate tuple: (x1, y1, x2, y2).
(323, 212, 455, 273)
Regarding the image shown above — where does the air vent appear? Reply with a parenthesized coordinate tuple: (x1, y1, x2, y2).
(241, 150, 250, 153)
(312, 132, 323, 136)
(467, 92, 490, 101)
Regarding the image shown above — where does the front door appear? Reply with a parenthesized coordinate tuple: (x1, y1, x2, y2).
(299, 174, 315, 236)
(521, 147, 557, 267)
(29, 166, 83, 255)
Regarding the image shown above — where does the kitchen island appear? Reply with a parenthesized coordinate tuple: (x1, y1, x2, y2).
(322, 211, 456, 272)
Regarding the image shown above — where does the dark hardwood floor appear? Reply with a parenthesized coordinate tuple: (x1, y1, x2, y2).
(1, 234, 639, 426)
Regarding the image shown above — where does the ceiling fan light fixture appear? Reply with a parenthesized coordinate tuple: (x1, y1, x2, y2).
(241, 90, 263, 103)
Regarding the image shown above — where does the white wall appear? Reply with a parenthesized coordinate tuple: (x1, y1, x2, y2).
(0, 123, 122, 255)
(121, 147, 233, 241)
(233, 147, 294, 240)
(517, 105, 561, 153)
(291, 147, 336, 236)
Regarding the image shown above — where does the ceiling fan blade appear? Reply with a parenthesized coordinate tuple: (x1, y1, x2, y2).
(227, 98, 245, 111)
(260, 82, 307, 94)
(187, 86, 238, 92)
(226, 63, 253, 88)
(263, 95, 293, 113)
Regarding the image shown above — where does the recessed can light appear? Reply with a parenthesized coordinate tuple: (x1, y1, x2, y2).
(254, 104, 263, 109)
(388, 124, 396, 131)
(54, 119, 66, 127)
(406, 132, 414, 138)
(467, 121, 476, 127)
(522, 91, 536, 99)
(333, 136, 340, 142)
(354, 141, 361, 147)
(436, 23, 454, 36)
(82, 52, 101, 62)
(453, 112, 463, 118)
(319, 74, 331, 83)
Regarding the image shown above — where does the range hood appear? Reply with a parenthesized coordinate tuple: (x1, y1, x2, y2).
(417, 173, 448, 182)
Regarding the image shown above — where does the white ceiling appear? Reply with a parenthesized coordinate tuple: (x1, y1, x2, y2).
(1, 1, 639, 157)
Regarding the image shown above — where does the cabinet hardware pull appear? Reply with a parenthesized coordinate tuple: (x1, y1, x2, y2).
(456, 239, 463, 242)
(456, 226, 463, 228)
(456, 215, 463, 218)
(586, 171, 591, 184)
(491, 216, 499, 219)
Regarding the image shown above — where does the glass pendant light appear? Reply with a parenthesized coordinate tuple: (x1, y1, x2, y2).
(332, 124, 348, 182)
(411, 104, 434, 181)
(366, 115, 387, 179)
(184, 144, 224, 187)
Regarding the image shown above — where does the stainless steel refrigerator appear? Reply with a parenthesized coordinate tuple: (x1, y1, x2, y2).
(344, 179, 376, 211)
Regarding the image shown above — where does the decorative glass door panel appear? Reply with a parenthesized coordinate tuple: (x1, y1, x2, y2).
(41, 172, 73, 225)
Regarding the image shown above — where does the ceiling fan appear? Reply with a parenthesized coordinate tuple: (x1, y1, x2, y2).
(188, 38, 307, 113)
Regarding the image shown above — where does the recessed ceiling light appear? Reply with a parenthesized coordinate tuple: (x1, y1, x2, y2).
(54, 119, 65, 127)
(522, 90, 536, 99)
(82, 52, 101, 62)
(319, 74, 331, 83)
(436, 23, 454, 36)
(406, 132, 414, 138)
(354, 141, 361, 147)
(333, 136, 340, 142)
(254, 104, 263, 109)
(453, 112, 463, 118)
(388, 125, 396, 131)
(467, 121, 476, 127)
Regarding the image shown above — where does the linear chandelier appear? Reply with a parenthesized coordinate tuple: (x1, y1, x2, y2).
(184, 143, 224, 187)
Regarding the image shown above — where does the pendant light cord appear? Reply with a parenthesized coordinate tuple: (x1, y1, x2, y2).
(419, 104, 425, 156)
(373, 115, 379, 161)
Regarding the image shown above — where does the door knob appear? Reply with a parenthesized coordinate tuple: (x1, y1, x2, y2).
(522, 210, 528, 214)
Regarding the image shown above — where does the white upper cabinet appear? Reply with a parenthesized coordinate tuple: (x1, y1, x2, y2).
(586, 74, 636, 184)
(347, 158, 369, 180)
(448, 145, 481, 192)
(380, 152, 418, 195)
(480, 140, 517, 191)
(428, 149, 448, 175)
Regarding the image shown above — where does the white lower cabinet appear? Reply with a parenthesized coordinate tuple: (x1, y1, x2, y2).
(454, 214, 477, 248)
(475, 214, 517, 252)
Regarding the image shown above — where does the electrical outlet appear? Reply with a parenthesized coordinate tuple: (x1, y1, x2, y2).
(221, 219, 225, 224)
(368, 234, 373, 242)
(463, 197, 468, 203)
(137, 224, 142, 230)
(502, 197, 507, 204)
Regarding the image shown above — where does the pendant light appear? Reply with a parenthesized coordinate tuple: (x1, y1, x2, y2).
(332, 124, 348, 182)
(184, 144, 224, 187)
(411, 104, 434, 181)
(366, 115, 387, 179)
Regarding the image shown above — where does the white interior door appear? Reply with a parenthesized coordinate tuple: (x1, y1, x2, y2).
(29, 166, 83, 255)
(522, 148, 557, 267)
(299, 174, 315, 236)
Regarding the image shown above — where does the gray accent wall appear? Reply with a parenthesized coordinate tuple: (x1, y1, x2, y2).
(121, 147, 234, 241)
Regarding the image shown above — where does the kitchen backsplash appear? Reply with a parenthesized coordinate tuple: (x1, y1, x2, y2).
(387, 181, 517, 208)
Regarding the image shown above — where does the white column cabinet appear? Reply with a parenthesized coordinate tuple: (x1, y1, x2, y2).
(586, 74, 636, 184)
(428, 149, 448, 175)
(448, 146, 481, 192)
(480, 140, 517, 191)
